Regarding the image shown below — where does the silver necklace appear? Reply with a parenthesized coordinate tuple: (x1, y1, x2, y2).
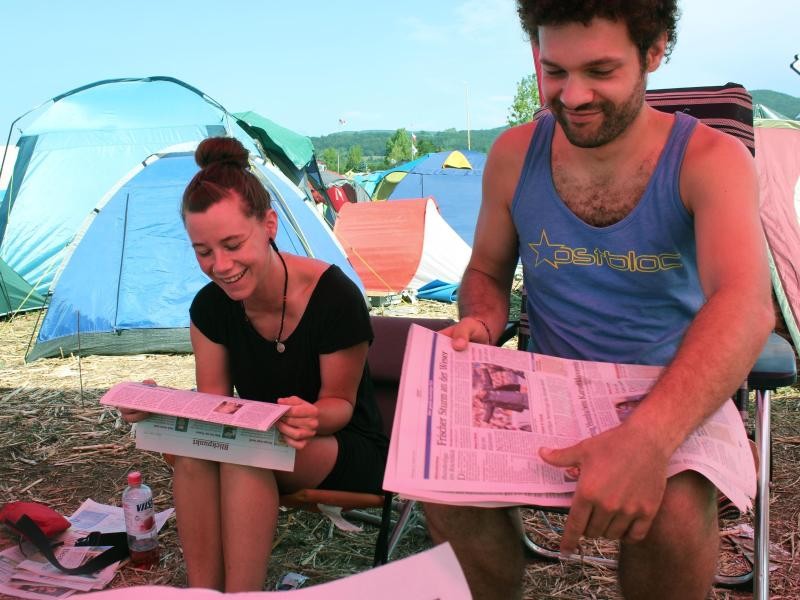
(273, 246, 288, 353)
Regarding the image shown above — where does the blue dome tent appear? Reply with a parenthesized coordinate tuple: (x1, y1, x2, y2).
(27, 151, 362, 361)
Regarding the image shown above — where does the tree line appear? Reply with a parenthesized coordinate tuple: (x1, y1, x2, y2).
(312, 74, 541, 172)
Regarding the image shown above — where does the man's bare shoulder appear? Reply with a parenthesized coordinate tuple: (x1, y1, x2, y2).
(489, 121, 537, 162)
(681, 121, 757, 211)
(483, 121, 537, 206)
(684, 120, 754, 169)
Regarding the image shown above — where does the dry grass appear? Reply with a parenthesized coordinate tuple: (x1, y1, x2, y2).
(1, 305, 799, 599)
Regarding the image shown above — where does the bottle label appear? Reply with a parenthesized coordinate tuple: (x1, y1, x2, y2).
(123, 496, 155, 535)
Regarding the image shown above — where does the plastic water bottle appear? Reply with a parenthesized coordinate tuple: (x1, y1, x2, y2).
(122, 471, 159, 568)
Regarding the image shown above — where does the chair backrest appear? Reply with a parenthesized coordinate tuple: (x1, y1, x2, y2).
(368, 316, 455, 435)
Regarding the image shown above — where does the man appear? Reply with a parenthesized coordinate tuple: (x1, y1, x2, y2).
(423, 2, 774, 599)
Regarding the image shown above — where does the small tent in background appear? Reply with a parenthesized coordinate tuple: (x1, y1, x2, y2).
(372, 150, 486, 246)
(333, 198, 470, 298)
(27, 151, 362, 361)
(0, 76, 258, 298)
(0, 257, 44, 316)
(754, 117, 800, 351)
(320, 170, 371, 212)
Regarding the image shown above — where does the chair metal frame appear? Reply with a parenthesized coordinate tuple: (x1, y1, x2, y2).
(517, 333, 796, 599)
(279, 315, 454, 566)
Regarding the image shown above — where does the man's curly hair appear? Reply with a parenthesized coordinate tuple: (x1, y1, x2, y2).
(516, 0, 680, 63)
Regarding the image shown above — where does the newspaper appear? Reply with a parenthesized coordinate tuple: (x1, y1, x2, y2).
(0, 499, 173, 600)
(70, 543, 470, 600)
(135, 415, 295, 471)
(100, 382, 290, 432)
(384, 325, 757, 512)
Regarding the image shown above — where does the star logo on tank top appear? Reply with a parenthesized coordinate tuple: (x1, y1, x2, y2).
(529, 230, 563, 269)
(528, 229, 684, 272)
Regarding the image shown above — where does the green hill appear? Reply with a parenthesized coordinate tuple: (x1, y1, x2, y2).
(310, 127, 506, 158)
(751, 90, 800, 119)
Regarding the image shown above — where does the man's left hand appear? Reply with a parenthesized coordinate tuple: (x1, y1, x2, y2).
(539, 423, 669, 555)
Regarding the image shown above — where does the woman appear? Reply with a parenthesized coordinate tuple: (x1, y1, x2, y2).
(122, 137, 388, 591)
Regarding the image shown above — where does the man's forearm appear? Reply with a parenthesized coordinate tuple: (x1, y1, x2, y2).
(458, 266, 513, 344)
(625, 287, 774, 457)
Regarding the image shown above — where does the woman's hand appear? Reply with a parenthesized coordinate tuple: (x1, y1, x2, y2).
(276, 396, 320, 450)
(119, 379, 157, 423)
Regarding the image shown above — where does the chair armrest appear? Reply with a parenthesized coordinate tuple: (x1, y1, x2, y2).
(747, 333, 797, 391)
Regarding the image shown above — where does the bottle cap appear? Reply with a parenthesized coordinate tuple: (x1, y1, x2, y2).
(127, 471, 142, 485)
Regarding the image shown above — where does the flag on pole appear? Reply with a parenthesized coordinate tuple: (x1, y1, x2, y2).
(410, 131, 417, 158)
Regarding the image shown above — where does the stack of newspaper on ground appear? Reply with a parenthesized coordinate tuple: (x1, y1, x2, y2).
(384, 325, 757, 511)
(0, 499, 173, 600)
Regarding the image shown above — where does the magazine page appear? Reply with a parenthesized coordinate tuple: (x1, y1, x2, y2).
(100, 382, 290, 432)
(385, 325, 756, 512)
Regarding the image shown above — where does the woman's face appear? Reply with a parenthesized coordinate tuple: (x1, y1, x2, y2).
(185, 193, 276, 301)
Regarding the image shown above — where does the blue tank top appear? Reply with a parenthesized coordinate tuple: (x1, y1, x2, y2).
(511, 111, 705, 366)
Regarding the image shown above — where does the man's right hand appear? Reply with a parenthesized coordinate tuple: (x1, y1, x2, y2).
(442, 316, 493, 351)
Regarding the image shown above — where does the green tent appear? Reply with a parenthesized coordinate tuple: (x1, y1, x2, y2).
(0, 256, 45, 316)
(233, 111, 315, 184)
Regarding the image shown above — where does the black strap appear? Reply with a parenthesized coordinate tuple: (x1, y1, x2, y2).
(11, 515, 129, 575)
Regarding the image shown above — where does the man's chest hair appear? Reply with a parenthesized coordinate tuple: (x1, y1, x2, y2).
(552, 156, 657, 227)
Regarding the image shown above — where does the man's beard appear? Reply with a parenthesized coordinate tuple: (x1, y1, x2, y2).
(550, 74, 647, 148)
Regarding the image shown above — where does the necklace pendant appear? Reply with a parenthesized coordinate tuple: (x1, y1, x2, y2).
(276, 341, 286, 353)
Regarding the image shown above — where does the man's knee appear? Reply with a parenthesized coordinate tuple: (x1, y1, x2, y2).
(423, 504, 525, 600)
(628, 471, 718, 554)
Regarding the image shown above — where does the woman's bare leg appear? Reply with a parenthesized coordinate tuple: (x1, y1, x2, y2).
(173, 456, 224, 590)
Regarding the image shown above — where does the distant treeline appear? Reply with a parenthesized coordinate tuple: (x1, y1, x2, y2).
(751, 90, 800, 119)
(310, 127, 506, 158)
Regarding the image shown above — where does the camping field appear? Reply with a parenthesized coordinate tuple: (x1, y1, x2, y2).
(1, 304, 799, 599)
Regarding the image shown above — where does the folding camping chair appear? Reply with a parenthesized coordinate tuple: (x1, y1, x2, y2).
(514, 83, 797, 599)
(278, 315, 455, 566)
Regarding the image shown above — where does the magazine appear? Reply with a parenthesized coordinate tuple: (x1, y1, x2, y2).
(384, 325, 757, 511)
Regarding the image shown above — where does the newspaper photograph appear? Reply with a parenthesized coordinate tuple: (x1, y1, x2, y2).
(384, 325, 757, 512)
(100, 382, 290, 432)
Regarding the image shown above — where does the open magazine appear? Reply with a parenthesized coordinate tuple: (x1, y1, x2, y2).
(384, 325, 757, 511)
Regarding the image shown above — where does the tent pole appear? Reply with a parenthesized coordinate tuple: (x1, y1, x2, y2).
(77, 310, 84, 408)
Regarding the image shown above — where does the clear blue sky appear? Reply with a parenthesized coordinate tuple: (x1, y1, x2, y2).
(1, 0, 798, 138)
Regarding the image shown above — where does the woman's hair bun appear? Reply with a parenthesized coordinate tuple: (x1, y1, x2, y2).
(195, 137, 249, 169)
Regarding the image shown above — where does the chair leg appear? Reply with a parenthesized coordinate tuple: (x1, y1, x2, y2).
(373, 493, 394, 566)
(386, 499, 417, 560)
(754, 389, 771, 600)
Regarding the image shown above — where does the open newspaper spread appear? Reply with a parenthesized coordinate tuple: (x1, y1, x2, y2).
(384, 325, 757, 512)
(100, 383, 295, 471)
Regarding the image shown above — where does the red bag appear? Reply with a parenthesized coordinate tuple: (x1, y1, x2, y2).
(0, 501, 71, 538)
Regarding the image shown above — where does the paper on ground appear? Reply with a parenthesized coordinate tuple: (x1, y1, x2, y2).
(0, 499, 174, 600)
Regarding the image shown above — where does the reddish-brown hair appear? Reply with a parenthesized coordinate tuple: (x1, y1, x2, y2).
(182, 137, 271, 220)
